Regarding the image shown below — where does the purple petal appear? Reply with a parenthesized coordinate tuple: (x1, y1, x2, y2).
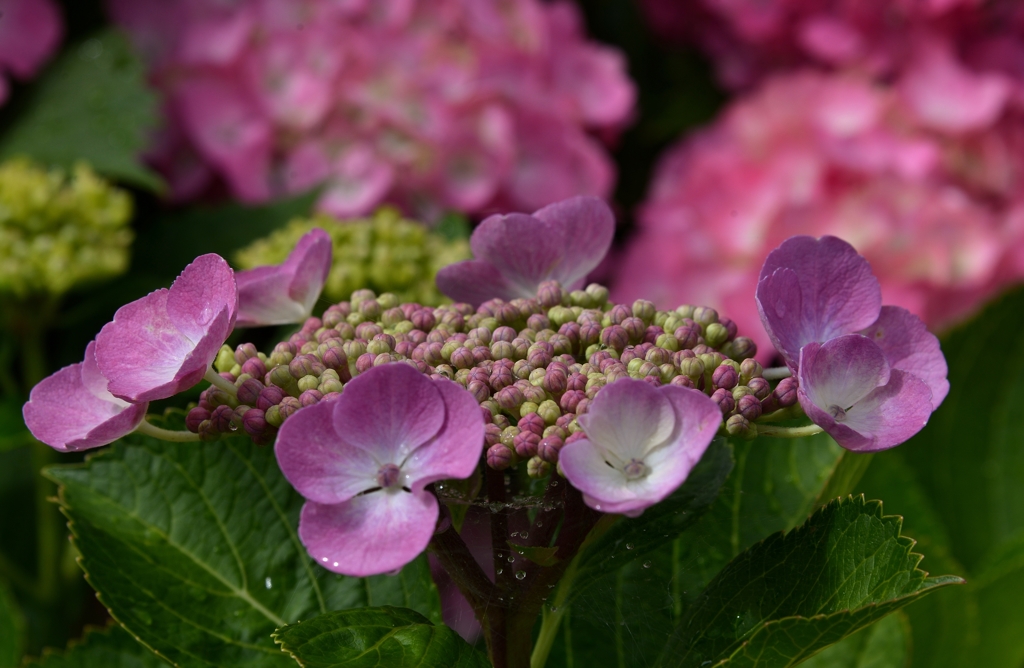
(798, 336, 891, 416)
(532, 195, 615, 289)
(801, 370, 934, 452)
(331, 364, 445, 466)
(23, 342, 147, 452)
(299, 489, 438, 577)
(436, 259, 520, 306)
(559, 438, 639, 514)
(236, 228, 332, 327)
(577, 379, 676, 462)
(470, 212, 566, 296)
(403, 379, 486, 492)
(860, 306, 948, 409)
(756, 236, 882, 367)
(166, 254, 238, 341)
(275, 399, 379, 505)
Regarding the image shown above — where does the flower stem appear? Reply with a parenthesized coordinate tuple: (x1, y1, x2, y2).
(756, 423, 824, 438)
(135, 420, 201, 442)
(762, 366, 792, 380)
(204, 366, 238, 396)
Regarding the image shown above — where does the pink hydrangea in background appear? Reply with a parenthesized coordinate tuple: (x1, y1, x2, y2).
(614, 71, 1024, 359)
(108, 0, 635, 219)
(0, 0, 63, 104)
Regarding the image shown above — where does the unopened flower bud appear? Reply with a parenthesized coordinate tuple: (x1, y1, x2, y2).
(600, 325, 629, 352)
(514, 430, 541, 458)
(239, 355, 267, 379)
(644, 347, 670, 366)
(319, 376, 344, 394)
(776, 377, 799, 407)
(728, 337, 757, 361)
(234, 342, 258, 366)
(618, 317, 643, 344)
(712, 363, 739, 390)
(186, 407, 210, 433)
(726, 414, 755, 440)
(356, 352, 376, 374)
(448, 346, 473, 370)
(207, 388, 234, 408)
(278, 397, 302, 420)
(297, 375, 319, 392)
(739, 358, 763, 383)
(538, 435, 564, 463)
(495, 386, 526, 412)
(737, 394, 762, 421)
(214, 345, 235, 374)
(208, 404, 233, 433)
(520, 401, 539, 416)
(670, 375, 694, 388)
(466, 379, 490, 404)
(526, 313, 550, 332)
(300, 389, 323, 407)
(264, 405, 284, 428)
(289, 354, 325, 379)
(674, 326, 700, 349)
(711, 388, 735, 415)
(487, 443, 515, 470)
(522, 385, 547, 405)
(692, 306, 718, 327)
(235, 378, 264, 406)
(704, 322, 729, 348)
(242, 408, 268, 440)
(747, 377, 771, 400)
(198, 420, 220, 442)
(518, 412, 545, 436)
(679, 357, 705, 383)
(542, 370, 568, 397)
(366, 339, 390, 356)
(257, 385, 286, 411)
(343, 340, 367, 360)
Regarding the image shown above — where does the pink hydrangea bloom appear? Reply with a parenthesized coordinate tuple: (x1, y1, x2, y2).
(107, 0, 635, 217)
(235, 228, 331, 327)
(0, 0, 63, 105)
(559, 378, 720, 517)
(275, 363, 484, 577)
(96, 254, 238, 403)
(436, 195, 615, 306)
(614, 71, 1024, 357)
(23, 341, 148, 452)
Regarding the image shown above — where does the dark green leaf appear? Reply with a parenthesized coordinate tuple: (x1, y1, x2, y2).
(657, 496, 960, 668)
(0, 397, 30, 453)
(45, 417, 441, 668)
(433, 213, 471, 242)
(0, 581, 23, 668)
(24, 625, 164, 668)
(273, 606, 491, 668)
(800, 612, 910, 668)
(0, 31, 160, 189)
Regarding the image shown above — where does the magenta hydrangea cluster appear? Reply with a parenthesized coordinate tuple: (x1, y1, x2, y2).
(0, 0, 62, 105)
(107, 0, 635, 218)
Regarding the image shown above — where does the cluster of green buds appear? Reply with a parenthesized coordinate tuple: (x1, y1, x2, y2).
(233, 207, 470, 306)
(0, 158, 133, 297)
(188, 280, 798, 476)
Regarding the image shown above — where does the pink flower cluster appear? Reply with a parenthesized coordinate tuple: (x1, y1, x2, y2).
(108, 0, 635, 218)
(0, 0, 62, 105)
(615, 70, 1024, 358)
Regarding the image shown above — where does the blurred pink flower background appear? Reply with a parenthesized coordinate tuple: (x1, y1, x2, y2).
(0, 0, 63, 105)
(108, 0, 635, 219)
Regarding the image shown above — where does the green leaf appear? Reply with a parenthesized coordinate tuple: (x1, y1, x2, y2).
(24, 625, 164, 668)
(800, 612, 910, 668)
(0, 397, 30, 453)
(433, 213, 472, 242)
(0, 581, 24, 668)
(656, 496, 961, 668)
(273, 606, 491, 668)
(45, 420, 441, 668)
(0, 30, 161, 190)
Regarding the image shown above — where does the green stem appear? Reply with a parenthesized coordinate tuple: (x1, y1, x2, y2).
(756, 423, 823, 438)
(135, 420, 202, 443)
(762, 367, 792, 381)
(755, 406, 802, 423)
(204, 367, 238, 396)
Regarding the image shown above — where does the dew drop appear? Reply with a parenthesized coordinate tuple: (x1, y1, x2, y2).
(515, 571, 526, 580)
(496, 568, 503, 575)
(511, 531, 519, 538)
(521, 531, 529, 539)
(322, 557, 328, 562)
(333, 562, 339, 567)
(507, 555, 515, 563)
(643, 561, 652, 569)
(551, 606, 558, 612)
(626, 543, 634, 550)
(265, 577, 273, 589)
(550, 480, 558, 486)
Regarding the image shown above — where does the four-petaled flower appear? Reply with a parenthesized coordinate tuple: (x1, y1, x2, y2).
(559, 378, 721, 516)
(436, 195, 615, 306)
(235, 227, 332, 327)
(275, 363, 484, 576)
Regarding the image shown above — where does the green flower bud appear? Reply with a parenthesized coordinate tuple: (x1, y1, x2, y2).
(627, 358, 645, 375)
(585, 283, 609, 307)
(692, 306, 719, 327)
(520, 401, 539, 416)
(704, 322, 729, 348)
(298, 375, 320, 392)
(548, 306, 576, 328)
(537, 400, 561, 425)
(214, 345, 236, 374)
(659, 363, 678, 384)
(655, 333, 680, 352)
(675, 305, 695, 319)
(265, 405, 284, 428)
(726, 414, 755, 440)
(632, 299, 656, 323)
(739, 358, 763, 383)
(527, 456, 551, 479)
(377, 292, 399, 309)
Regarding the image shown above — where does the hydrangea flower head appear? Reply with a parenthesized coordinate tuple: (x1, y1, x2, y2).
(436, 195, 614, 306)
(96, 254, 238, 403)
(235, 227, 331, 327)
(559, 378, 720, 517)
(275, 363, 484, 577)
(23, 341, 148, 452)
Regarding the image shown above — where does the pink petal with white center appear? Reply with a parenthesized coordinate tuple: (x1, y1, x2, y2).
(23, 342, 147, 452)
(96, 254, 237, 403)
(299, 489, 438, 577)
(756, 236, 882, 368)
(860, 306, 948, 409)
(402, 378, 486, 492)
(532, 196, 615, 290)
(577, 378, 677, 463)
(236, 228, 331, 327)
(275, 399, 379, 505)
(798, 336, 891, 414)
(331, 364, 445, 467)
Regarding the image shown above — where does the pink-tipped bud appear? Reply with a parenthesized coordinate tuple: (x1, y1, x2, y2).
(776, 377, 798, 407)
(236, 378, 265, 406)
(495, 386, 525, 411)
(355, 321, 384, 340)
(450, 347, 474, 370)
(537, 281, 565, 309)
(467, 380, 491, 404)
(484, 423, 502, 447)
(608, 304, 631, 324)
(726, 414, 754, 440)
(210, 404, 235, 432)
(241, 356, 267, 379)
(300, 390, 323, 407)
(234, 343, 258, 366)
(670, 375, 694, 388)
(674, 326, 700, 349)
(621, 317, 645, 344)
(747, 377, 771, 399)
(643, 325, 664, 345)
(256, 385, 286, 411)
(186, 407, 210, 433)
(243, 408, 268, 440)
(278, 397, 302, 420)
(487, 443, 515, 470)
(538, 435, 564, 463)
(518, 412, 545, 436)
(490, 365, 514, 391)
(737, 394, 762, 421)
(411, 309, 436, 331)
(712, 364, 739, 390)
(600, 325, 629, 352)
(356, 352, 375, 374)
(492, 326, 517, 342)
(514, 430, 541, 458)
(711, 388, 735, 415)
(580, 321, 602, 348)
(729, 337, 757, 360)
(289, 354, 325, 379)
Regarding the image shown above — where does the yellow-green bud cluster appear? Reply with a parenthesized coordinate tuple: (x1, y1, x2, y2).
(234, 207, 470, 306)
(0, 159, 133, 297)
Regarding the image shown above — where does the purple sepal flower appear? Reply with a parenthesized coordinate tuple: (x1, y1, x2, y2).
(23, 341, 148, 452)
(756, 236, 881, 369)
(797, 335, 934, 452)
(275, 363, 484, 577)
(436, 196, 614, 306)
(235, 228, 332, 327)
(559, 378, 720, 517)
(96, 254, 238, 403)
(859, 306, 949, 410)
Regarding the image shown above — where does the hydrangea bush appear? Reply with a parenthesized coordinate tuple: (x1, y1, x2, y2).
(25, 196, 960, 668)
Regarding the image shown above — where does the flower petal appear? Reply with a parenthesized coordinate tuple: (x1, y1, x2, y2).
(435, 259, 520, 306)
(470, 212, 566, 296)
(298, 489, 438, 577)
(331, 364, 445, 466)
(558, 437, 637, 513)
(756, 236, 882, 367)
(802, 370, 934, 452)
(403, 379, 486, 492)
(275, 399, 379, 505)
(798, 336, 890, 415)
(235, 265, 310, 327)
(166, 253, 238, 341)
(860, 306, 948, 409)
(532, 195, 615, 289)
(577, 378, 676, 463)
(285, 228, 332, 314)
